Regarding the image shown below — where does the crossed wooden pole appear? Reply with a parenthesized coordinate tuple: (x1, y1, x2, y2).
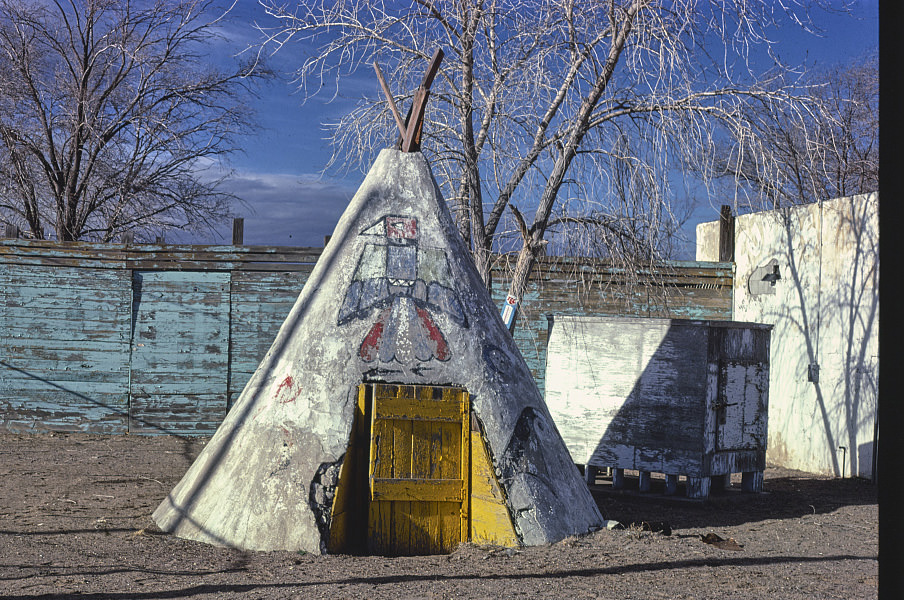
(373, 49, 444, 152)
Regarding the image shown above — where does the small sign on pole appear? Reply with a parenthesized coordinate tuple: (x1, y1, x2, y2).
(501, 294, 519, 329)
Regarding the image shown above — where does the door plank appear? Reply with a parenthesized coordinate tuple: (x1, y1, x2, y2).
(373, 395, 462, 422)
(371, 478, 464, 502)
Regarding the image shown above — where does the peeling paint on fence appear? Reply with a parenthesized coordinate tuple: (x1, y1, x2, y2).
(128, 271, 230, 434)
(1, 240, 316, 435)
(0, 264, 131, 432)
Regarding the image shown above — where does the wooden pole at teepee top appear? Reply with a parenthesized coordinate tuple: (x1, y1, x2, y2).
(373, 48, 444, 153)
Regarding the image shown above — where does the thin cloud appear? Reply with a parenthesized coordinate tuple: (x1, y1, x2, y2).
(176, 169, 355, 247)
(229, 171, 355, 246)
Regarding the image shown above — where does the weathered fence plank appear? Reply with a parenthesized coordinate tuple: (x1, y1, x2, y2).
(0, 263, 131, 433)
(129, 271, 230, 435)
(228, 269, 314, 407)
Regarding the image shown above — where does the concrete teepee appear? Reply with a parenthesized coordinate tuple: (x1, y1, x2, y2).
(152, 149, 603, 554)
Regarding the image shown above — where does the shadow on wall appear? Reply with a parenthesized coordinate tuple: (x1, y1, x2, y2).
(586, 320, 710, 480)
(742, 195, 878, 479)
(581, 319, 768, 496)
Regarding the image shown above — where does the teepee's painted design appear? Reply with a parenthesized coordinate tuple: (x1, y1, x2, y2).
(152, 149, 603, 553)
(337, 214, 466, 363)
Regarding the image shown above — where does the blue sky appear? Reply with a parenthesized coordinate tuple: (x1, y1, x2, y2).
(185, 1, 879, 254)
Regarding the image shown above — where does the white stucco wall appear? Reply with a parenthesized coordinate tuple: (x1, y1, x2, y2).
(695, 193, 879, 479)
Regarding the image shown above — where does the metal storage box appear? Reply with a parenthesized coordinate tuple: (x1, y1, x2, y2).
(545, 315, 771, 499)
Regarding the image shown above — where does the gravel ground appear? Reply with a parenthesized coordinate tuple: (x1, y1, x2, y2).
(0, 433, 878, 599)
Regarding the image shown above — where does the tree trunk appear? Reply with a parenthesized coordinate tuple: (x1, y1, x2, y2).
(460, 4, 492, 290)
(503, 1, 639, 329)
(472, 243, 492, 292)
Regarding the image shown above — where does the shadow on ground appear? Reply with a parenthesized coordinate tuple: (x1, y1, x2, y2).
(589, 466, 877, 530)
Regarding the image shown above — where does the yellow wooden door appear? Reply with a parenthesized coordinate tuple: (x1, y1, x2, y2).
(367, 383, 469, 556)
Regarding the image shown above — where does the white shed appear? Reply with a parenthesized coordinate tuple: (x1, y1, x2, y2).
(545, 315, 771, 500)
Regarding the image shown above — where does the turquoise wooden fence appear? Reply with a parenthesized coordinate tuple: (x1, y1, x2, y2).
(0, 239, 732, 435)
(1, 240, 316, 435)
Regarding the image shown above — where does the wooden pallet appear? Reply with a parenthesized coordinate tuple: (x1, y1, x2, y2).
(583, 466, 763, 500)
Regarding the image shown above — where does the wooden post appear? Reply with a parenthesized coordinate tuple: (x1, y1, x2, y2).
(686, 476, 710, 499)
(664, 474, 679, 496)
(155, 236, 165, 244)
(638, 471, 652, 492)
(718, 205, 735, 262)
(121, 232, 134, 244)
(232, 218, 244, 245)
(612, 468, 625, 490)
(3, 223, 19, 238)
(374, 48, 444, 153)
(741, 471, 763, 493)
(373, 62, 407, 139)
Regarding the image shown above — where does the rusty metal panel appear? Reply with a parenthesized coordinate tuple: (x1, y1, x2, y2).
(0, 264, 131, 433)
(128, 271, 230, 435)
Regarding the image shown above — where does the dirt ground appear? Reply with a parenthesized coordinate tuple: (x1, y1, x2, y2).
(0, 433, 878, 600)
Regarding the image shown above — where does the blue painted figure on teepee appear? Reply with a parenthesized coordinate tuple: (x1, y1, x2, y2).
(338, 215, 467, 363)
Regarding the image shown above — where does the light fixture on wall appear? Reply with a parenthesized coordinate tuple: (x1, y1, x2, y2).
(748, 258, 782, 296)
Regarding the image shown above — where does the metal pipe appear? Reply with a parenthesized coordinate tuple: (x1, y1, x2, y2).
(872, 400, 879, 484)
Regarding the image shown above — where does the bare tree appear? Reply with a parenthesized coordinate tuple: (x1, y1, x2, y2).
(546, 132, 691, 262)
(256, 0, 839, 325)
(713, 51, 879, 212)
(0, 0, 265, 242)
